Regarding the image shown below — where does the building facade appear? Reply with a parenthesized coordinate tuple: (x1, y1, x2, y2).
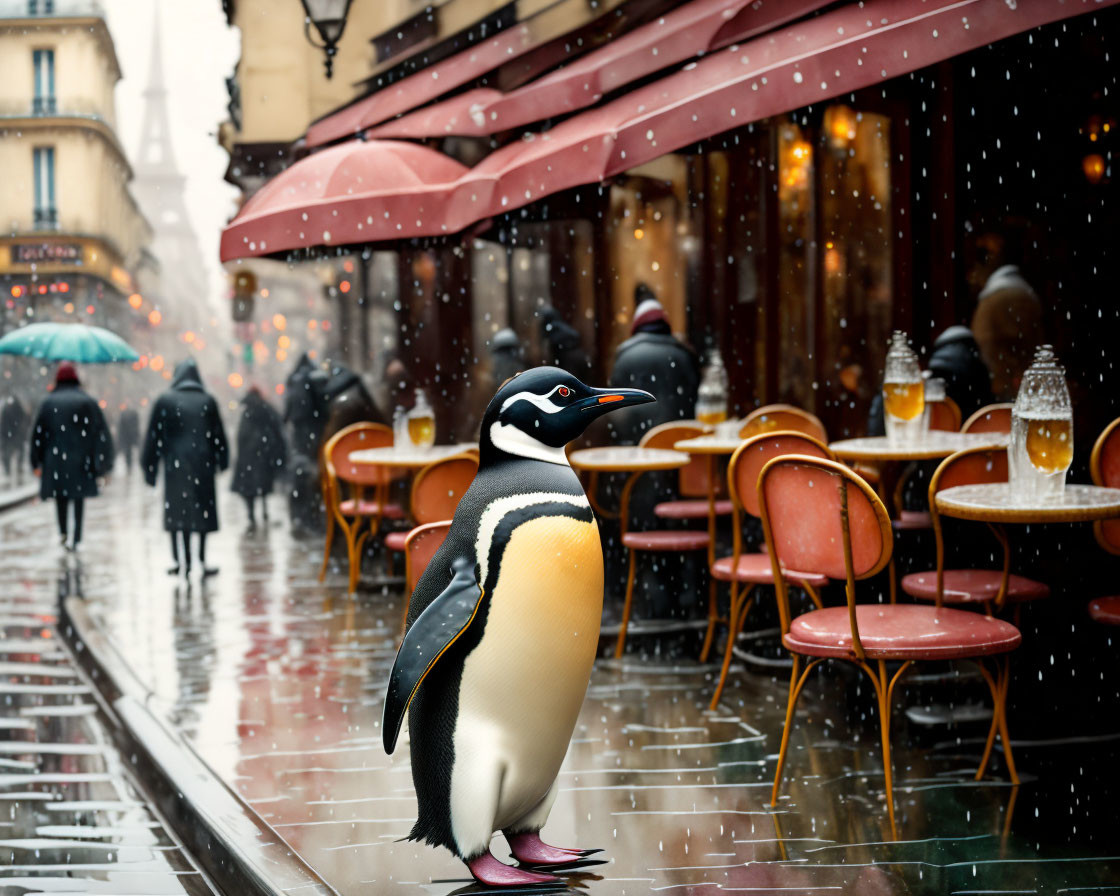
(0, 0, 153, 397)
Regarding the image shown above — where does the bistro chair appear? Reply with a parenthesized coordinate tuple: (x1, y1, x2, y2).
(320, 422, 405, 592)
(900, 447, 1050, 618)
(613, 463, 712, 660)
(759, 455, 1021, 834)
(962, 403, 1014, 434)
(384, 453, 478, 558)
(1088, 417, 1120, 624)
(739, 404, 828, 443)
(644, 421, 733, 521)
(401, 520, 453, 634)
(707, 431, 832, 709)
(889, 395, 964, 532)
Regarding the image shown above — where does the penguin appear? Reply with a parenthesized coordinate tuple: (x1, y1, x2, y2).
(383, 367, 653, 887)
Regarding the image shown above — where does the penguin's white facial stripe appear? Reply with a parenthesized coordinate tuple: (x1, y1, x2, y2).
(489, 421, 569, 466)
(499, 387, 567, 416)
(475, 491, 588, 588)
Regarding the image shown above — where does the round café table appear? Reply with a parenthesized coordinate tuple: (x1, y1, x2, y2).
(569, 447, 689, 519)
(936, 483, 1120, 524)
(830, 431, 1008, 463)
(349, 443, 475, 468)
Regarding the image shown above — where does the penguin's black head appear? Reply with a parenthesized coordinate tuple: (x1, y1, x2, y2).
(479, 367, 654, 465)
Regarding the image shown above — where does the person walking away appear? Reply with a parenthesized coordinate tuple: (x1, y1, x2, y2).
(489, 328, 525, 389)
(231, 387, 287, 531)
(2, 395, 30, 479)
(971, 264, 1045, 400)
(116, 405, 141, 473)
(142, 359, 229, 577)
(605, 286, 700, 444)
(283, 352, 329, 460)
(28, 363, 113, 551)
(539, 306, 593, 380)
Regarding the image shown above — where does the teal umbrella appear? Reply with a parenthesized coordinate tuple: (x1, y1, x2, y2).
(0, 322, 140, 363)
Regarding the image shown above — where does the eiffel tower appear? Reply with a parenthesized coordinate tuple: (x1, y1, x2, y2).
(131, 8, 209, 318)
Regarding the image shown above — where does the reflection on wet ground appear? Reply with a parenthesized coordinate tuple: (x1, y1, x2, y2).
(4, 475, 1120, 894)
(0, 500, 215, 895)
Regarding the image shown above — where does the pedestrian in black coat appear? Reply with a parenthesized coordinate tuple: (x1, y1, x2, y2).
(606, 287, 701, 444)
(1, 394, 30, 478)
(539, 306, 593, 380)
(28, 363, 113, 550)
(142, 359, 229, 577)
(116, 406, 141, 473)
(231, 387, 287, 530)
(283, 352, 328, 460)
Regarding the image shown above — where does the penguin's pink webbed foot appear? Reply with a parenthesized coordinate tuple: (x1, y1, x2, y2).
(466, 851, 560, 886)
(507, 831, 596, 865)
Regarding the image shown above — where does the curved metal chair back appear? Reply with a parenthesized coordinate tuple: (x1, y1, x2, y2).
(410, 454, 478, 526)
(927, 446, 1010, 607)
(1091, 417, 1120, 555)
(740, 404, 827, 444)
(928, 397, 962, 432)
(758, 455, 892, 650)
(961, 403, 1013, 434)
(640, 420, 711, 497)
(324, 422, 394, 488)
(403, 521, 453, 629)
(729, 431, 834, 519)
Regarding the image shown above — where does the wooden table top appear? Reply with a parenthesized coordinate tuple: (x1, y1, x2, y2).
(936, 483, 1120, 523)
(673, 435, 745, 455)
(349, 443, 475, 467)
(830, 432, 1007, 462)
(568, 446, 689, 472)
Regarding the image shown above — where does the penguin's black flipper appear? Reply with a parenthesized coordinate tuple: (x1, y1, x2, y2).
(383, 555, 483, 754)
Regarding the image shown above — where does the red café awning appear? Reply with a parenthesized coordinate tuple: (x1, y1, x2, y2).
(224, 0, 1117, 262)
(366, 0, 832, 139)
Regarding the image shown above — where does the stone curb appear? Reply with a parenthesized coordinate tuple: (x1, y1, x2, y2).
(0, 482, 38, 513)
(59, 595, 340, 896)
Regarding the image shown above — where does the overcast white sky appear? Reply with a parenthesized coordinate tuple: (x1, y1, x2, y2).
(102, 0, 241, 307)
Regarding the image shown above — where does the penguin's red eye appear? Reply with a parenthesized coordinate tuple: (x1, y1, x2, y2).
(558, 386, 571, 398)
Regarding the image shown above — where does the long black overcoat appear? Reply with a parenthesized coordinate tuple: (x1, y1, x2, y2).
(231, 391, 287, 498)
(606, 330, 701, 444)
(141, 360, 229, 533)
(28, 383, 113, 499)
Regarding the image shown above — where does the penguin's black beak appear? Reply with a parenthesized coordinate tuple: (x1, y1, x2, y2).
(577, 386, 655, 417)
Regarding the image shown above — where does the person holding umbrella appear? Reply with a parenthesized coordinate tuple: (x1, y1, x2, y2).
(141, 359, 229, 577)
(28, 363, 114, 551)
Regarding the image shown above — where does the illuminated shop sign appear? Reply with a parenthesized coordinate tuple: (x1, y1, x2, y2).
(12, 243, 83, 264)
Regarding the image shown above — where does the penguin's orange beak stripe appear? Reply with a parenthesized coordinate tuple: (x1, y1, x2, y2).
(597, 395, 625, 404)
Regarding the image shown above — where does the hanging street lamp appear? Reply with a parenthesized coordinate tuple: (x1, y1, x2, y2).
(300, 0, 353, 79)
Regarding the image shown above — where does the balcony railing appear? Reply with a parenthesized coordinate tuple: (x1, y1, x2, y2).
(33, 207, 59, 230)
(31, 96, 57, 116)
(0, 0, 105, 18)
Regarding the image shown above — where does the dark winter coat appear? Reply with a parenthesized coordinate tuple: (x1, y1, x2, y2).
(231, 391, 287, 498)
(606, 329, 701, 444)
(2, 396, 30, 462)
(142, 360, 229, 533)
(541, 317, 593, 380)
(28, 382, 113, 499)
(117, 408, 140, 450)
(284, 354, 328, 459)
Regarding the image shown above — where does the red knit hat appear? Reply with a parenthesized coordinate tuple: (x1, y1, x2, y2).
(55, 362, 79, 385)
(631, 298, 668, 333)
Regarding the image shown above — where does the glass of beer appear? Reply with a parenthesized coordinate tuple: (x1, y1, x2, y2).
(882, 331, 924, 445)
(1010, 346, 1073, 501)
(407, 389, 437, 450)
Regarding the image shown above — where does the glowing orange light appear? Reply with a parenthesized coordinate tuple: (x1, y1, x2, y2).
(128, 293, 142, 309)
(260, 287, 270, 298)
(38, 285, 48, 295)
(272, 313, 286, 331)
(633, 228, 645, 240)
(58, 282, 69, 293)
(228, 372, 244, 388)
(339, 280, 351, 294)
(85, 304, 95, 315)
(1083, 153, 1106, 184)
(183, 331, 196, 343)
(275, 349, 287, 362)
(150, 355, 164, 372)
(343, 260, 354, 273)
(98, 399, 107, 408)
(63, 302, 75, 314)
(275, 384, 285, 396)
(321, 320, 332, 332)
(278, 335, 290, 349)
(148, 310, 162, 325)
(10, 286, 23, 298)
(308, 320, 318, 330)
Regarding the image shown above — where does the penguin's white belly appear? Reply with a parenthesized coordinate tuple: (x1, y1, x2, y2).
(451, 514, 603, 834)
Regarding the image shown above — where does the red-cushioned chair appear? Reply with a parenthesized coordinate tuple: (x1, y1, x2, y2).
(739, 404, 827, 443)
(888, 396, 964, 533)
(320, 423, 406, 592)
(1089, 417, 1120, 624)
(613, 456, 713, 659)
(962, 403, 1014, 434)
(760, 456, 1021, 835)
(642, 422, 733, 521)
(384, 454, 478, 557)
(400, 521, 453, 634)
(706, 432, 833, 709)
(901, 447, 1050, 617)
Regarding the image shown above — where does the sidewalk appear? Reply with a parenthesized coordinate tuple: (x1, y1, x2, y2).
(0, 497, 217, 895)
(7, 476, 1120, 894)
